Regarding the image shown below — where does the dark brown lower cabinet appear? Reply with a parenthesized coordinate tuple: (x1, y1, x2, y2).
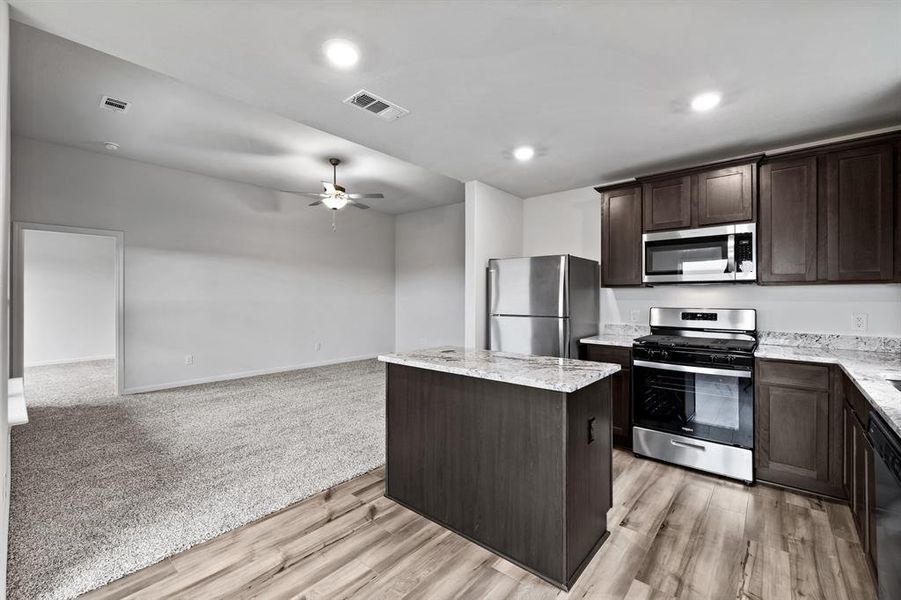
(581, 345, 632, 449)
(758, 361, 878, 578)
(845, 377, 878, 570)
(754, 359, 844, 498)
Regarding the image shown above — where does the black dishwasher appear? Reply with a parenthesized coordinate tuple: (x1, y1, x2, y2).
(870, 411, 901, 599)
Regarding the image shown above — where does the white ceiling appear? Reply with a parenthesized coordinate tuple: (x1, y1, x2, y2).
(9, 1, 901, 199)
(10, 23, 463, 215)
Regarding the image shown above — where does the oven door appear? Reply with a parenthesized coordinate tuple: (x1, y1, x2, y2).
(643, 225, 736, 283)
(632, 359, 754, 449)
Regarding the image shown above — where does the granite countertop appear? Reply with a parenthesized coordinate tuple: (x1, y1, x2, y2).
(580, 334, 637, 348)
(378, 347, 621, 393)
(755, 344, 901, 438)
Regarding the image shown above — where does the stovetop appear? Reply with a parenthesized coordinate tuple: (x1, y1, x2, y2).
(634, 334, 758, 354)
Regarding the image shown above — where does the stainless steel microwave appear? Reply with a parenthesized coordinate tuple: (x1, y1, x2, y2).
(642, 223, 756, 284)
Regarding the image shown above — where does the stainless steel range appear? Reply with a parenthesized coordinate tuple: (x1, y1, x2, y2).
(631, 307, 757, 483)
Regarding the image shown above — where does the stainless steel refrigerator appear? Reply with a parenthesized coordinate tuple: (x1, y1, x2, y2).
(487, 255, 599, 358)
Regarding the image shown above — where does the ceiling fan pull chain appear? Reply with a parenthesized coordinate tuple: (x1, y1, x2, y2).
(332, 210, 337, 232)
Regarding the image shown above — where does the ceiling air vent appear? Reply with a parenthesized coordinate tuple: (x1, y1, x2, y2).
(100, 95, 131, 113)
(343, 89, 409, 122)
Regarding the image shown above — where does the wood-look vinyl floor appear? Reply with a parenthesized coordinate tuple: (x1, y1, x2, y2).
(80, 450, 877, 600)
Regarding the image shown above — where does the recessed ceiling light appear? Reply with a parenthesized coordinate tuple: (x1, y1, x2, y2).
(690, 91, 721, 112)
(324, 39, 359, 69)
(513, 146, 535, 161)
(103, 142, 120, 151)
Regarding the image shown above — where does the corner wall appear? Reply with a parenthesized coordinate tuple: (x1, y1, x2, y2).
(464, 181, 523, 349)
(395, 202, 464, 351)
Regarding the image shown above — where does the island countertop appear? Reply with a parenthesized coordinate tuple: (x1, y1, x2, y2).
(378, 347, 621, 393)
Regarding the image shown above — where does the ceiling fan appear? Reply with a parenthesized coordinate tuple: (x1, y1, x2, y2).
(285, 158, 384, 230)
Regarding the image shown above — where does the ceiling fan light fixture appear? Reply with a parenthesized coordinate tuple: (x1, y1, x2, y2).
(322, 193, 348, 210)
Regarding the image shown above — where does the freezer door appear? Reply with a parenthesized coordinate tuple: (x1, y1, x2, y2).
(488, 255, 567, 317)
(488, 316, 570, 358)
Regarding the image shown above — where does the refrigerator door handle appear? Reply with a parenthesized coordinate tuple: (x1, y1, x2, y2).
(558, 255, 567, 317)
(559, 318, 568, 358)
(487, 268, 498, 315)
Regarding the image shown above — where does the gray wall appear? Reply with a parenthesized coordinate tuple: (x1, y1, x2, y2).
(23, 230, 116, 366)
(395, 202, 464, 351)
(12, 136, 397, 392)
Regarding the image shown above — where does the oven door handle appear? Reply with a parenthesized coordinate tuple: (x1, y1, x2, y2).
(632, 359, 752, 378)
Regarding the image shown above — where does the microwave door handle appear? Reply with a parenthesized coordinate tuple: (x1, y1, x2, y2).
(726, 233, 736, 275)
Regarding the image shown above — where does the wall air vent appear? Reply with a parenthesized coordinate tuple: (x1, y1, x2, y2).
(100, 95, 131, 113)
(343, 89, 409, 122)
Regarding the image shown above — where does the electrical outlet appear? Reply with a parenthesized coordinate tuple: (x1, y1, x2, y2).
(184, 354, 194, 366)
(630, 309, 641, 323)
(851, 313, 868, 332)
(314, 342, 322, 351)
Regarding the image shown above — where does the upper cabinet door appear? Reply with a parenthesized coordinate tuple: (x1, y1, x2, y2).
(895, 144, 901, 283)
(601, 186, 642, 286)
(696, 164, 755, 226)
(758, 157, 818, 283)
(641, 176, 691, 231)
(826, 144, 894, 282)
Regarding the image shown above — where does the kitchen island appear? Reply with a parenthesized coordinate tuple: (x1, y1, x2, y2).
(377, 347, 621, 590)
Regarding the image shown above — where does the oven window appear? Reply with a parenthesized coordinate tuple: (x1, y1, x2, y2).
(632, 364, 753, 448)
(646, 235, 729, 276)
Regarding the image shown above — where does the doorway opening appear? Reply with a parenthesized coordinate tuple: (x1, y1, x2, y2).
(12, 223, 124, 396)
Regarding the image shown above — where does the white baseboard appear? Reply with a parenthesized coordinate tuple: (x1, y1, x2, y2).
(122, 353, 383, 395)
(24, 355, 115, 368)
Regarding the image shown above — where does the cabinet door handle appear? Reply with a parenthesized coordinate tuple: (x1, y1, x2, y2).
(671, 439, 706, 451)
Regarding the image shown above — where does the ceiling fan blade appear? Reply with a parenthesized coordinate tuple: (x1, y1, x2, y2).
(347, 193, 384, 199)
(347, 199, 370, 209)
(308, 200, 323, 206)
(322, 181, 336, 194)
(282, 192, 328, 198)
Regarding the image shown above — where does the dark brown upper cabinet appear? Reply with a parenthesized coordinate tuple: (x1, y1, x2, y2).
(599, 185, 642, 286)
(758, 157, 818, 283)
(895, 143, 901, 282)
(595, 132, 899, 288)
(696, 163, 755, 226)
(641, 176, 691, 231)
(826, 143, 894, 282)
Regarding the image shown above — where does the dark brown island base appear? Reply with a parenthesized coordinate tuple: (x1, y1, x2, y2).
(377, 347, 622, 590)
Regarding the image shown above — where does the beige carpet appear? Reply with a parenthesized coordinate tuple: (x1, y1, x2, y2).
(7, 359, 386, 600)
